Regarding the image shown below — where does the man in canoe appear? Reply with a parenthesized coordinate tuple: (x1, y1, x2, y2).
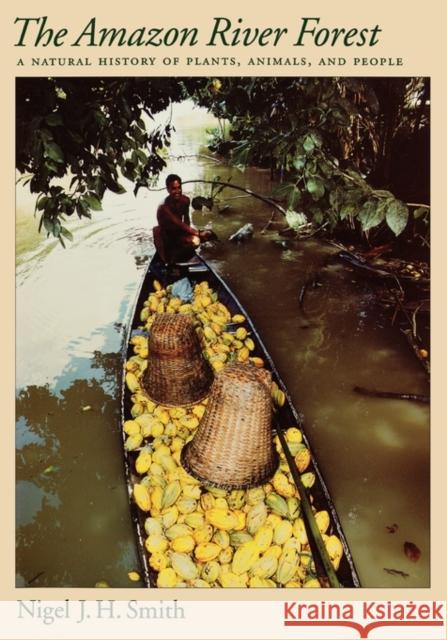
(154, 174, 214, 264)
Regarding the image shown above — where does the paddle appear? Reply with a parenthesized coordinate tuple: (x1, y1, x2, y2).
(273, 409, 341, 588)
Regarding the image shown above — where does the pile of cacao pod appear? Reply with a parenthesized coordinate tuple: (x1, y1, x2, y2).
(124, 278, 343, 587)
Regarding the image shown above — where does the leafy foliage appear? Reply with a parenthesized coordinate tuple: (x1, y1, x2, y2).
(189, 77, 429, 238)
(16, 76, 429, 244)
(16, 78, 192, 243)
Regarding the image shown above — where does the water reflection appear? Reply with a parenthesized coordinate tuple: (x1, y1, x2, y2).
(16, 361, 142, 588)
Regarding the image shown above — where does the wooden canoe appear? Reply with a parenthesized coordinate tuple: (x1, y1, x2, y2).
(121, 252, 360, 588)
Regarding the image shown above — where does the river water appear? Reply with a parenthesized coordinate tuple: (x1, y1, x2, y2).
(16, 101, 429, 588)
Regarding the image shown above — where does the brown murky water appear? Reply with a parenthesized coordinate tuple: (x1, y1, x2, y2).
(16, 101, 429, 588)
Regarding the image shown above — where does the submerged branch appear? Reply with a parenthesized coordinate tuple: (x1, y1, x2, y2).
(353, 386, 429, 404)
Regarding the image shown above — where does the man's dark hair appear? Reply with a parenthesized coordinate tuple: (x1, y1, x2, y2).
(166, 174, 182, 188)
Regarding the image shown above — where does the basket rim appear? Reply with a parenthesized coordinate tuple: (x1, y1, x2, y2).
(180, 443, 279, 490)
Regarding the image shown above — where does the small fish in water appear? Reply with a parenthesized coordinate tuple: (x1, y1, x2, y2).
(229, 223, 254, 242)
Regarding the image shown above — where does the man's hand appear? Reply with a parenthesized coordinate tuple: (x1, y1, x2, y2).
(199, 229, 218, 242)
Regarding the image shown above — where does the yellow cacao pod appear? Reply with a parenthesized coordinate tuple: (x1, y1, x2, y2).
(250, 555, 278, 579)
(125, 372, 140, 393)
(145, 534, 168, 554)
(230, 532, 253, 548)
(135, 448, 152, 475)
(161, 506, 179, 529)
(249, 576, 277, 588)
(171, 552, 199, 581)
(315, 510, 330, 535)
(161, 481, 181, 510)
(218, 546, 234, 564)
(201, 561, 220, 583)
(184, 512, 205, 529)
(165, 523, 192, 540)
(190, 579, 211, 588)
(304, 578, 321, 588)
(144, 517, 163, 537)
(254, 525, 274, 553)
(246, 502, 268, 535)
(300, 472, 316, 488)
(213, 529, 230, 549)
(232, 541, 261, 575)
(125, 433, 143, 451)
(263, 545, 283, 560)
(177, 497, 198, 514)
(287, 497, 300, 520)
(266, 493, 288, 518)
(275, 548, 298, 585)
(205, 508, 238, 531)
(273, 520, 293, 545)
(195, 542, 221, 563)
(133, 484, 151, 512)
(123, 420, 141, 436)
(294, 446, 311, 473)
(171, 535, 195, 553)
(200, 493, 215, 511)
(150, 486, 164, 513)
(219, 572, 248, 588)
(157, 568, 178, 588)
(149, 551, 168, 572)
(232, 510, 247, 531)
(193, 524, 214, 545)
(292, 518, 308, 545)
(244, 337, 255, 351)
(245, 487, 265, 506)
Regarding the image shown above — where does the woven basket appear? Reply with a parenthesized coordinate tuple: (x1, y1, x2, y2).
(143, 313, 213, 406)
(181, 362, 278, 489)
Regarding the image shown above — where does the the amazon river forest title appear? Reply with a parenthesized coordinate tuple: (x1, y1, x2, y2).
(14, 16, 382, 48)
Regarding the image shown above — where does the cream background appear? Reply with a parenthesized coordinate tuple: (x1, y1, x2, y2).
(1, 0, 444, 614)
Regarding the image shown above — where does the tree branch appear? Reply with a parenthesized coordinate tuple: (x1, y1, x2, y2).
(147, 180, 287, 215)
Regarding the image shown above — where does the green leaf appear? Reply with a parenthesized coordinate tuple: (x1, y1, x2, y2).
(306, 177, 325, 201)
(303, 134, 315, 153)
(83, 194, 103, 211)
(53, 220, 62, 237)
(36, 196, 49, 211)
(104, 174, 126, 194)
(311, 208, 323, 225)
(373, 189, 394, 199)
(43, 216, 53, 233)
(309, 130, 323, 148)
(329, 187, 343, 213)
(60, 227, 74, 241)
(136, 149, 148, 163)
(339, 203, 357, 220)
(413, 206, 429, 220)
(358, 199, 385, 231)
(386, 199, 409, 236)
(44, 141, 64, 164)
(293, 155, 306, 171)
(287, 187, 301, 210)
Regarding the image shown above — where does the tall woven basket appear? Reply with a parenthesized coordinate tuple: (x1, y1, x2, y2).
(181, 362, 278, 489)
(143, 313, 213, 406)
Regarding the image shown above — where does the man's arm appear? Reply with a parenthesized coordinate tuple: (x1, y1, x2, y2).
(157, 202, 199, 236)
